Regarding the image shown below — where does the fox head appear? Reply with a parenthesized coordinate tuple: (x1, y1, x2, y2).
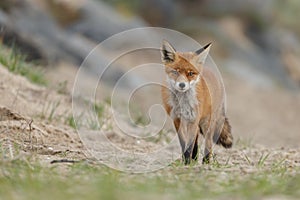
(161, 40, 211, 92)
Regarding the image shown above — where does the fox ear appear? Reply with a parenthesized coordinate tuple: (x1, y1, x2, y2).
(195, 43, 211, 64)
(161, 40, 176, 63)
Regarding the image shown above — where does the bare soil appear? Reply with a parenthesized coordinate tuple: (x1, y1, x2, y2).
(0, 63, 300, 173)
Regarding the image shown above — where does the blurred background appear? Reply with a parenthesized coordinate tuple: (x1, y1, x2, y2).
(0, 0, 299, 147)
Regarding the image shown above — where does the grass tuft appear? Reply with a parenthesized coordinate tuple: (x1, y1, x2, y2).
(65, 114, 76, 129)
(0, 143, 300, 200)
(0, 43, 47, 86)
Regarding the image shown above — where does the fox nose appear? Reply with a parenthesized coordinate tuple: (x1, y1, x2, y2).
(179, 82, 186, 89)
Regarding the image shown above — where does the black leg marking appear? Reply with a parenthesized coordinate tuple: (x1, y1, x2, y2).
(202, 150, 211, 164)
(183, 150, 191, 165)
(191, 134, 199, 161)
(202, 155, 209, 164)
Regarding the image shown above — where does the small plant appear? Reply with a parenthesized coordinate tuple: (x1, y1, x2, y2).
(65, 115, 76, 129)
(95, 103, 105, 120)
(39, 100, 61, 122)
(0, 43, 47, 85)
(133, 113, 149, 126)
(243, 154, 252, 165)
(79, 102, 107, 130)
(0, 140, 22, 160)
(56, 80, 69, 94)
(128, 103, 149, 126)
(257, 153, 270, 167)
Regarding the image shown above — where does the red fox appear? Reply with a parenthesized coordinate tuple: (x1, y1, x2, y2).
(160, 40, 233, 164)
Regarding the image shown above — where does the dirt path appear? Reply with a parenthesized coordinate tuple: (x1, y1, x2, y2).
(0, 64, 300, 173)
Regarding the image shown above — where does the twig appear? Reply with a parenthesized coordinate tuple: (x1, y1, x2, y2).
(50, 159, 80, 164)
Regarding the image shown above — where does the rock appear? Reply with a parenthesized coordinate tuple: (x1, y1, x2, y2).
(68, 0, 146, 42)
(0, 0, 146, 88)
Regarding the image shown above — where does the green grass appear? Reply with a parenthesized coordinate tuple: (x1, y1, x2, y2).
(65, 114, 76, 129)
(100, 0, 140, 16)
(0, 43, 47, 86)
(274, 0, 300, 37)
(95, 102, 105, 121)
(39, 100, 61, 122)
(0, 155, 299, 200)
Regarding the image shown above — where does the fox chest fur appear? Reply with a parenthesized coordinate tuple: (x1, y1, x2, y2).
(167, 83, 199, 122)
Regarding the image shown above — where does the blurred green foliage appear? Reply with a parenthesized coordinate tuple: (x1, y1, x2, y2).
(0, 43, 47, 85)
(100, 0, 140, 16)
(274, 0, 300, 36)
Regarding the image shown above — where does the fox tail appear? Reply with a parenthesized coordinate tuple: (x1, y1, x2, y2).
(215, 117, 233, 148)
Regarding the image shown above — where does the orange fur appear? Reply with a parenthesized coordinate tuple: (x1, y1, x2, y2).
(161, 41, 233, 164)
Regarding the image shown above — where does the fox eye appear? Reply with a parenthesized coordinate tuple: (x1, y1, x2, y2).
(172, 70, 178, 75)
(188, 71, 194, 76)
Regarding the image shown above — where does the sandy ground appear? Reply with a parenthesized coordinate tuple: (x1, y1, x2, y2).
(223, 73, 300, 148)
(0, 62, 300, 173)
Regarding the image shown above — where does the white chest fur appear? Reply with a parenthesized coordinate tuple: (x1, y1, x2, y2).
(168, 87, 198, 122)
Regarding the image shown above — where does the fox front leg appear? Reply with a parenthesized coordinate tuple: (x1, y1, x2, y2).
(173, 118, 189, 163)
(203, 128, 213, 164)
(176, 120, 199, 165)
(199, 118, 213, 164)
(184, 122, 200, 164)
